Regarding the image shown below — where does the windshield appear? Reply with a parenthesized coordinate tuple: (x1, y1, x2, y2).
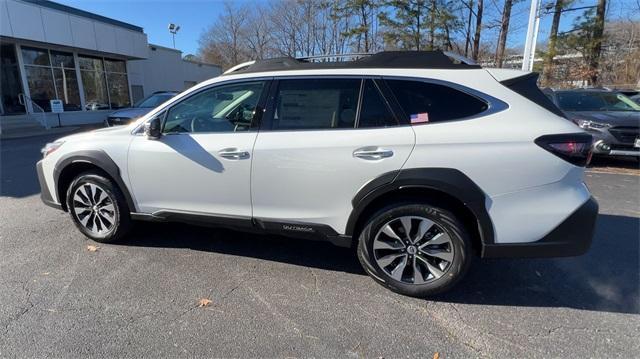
(556, 92, 640, 112)
(135, 93, 175, 108)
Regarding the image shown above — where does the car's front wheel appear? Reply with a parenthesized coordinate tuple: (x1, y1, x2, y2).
(66, 171, 131, 243)
(357, 203, 471, 297)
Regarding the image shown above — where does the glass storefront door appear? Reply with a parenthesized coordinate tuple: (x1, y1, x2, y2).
(0, 43, 26, 115)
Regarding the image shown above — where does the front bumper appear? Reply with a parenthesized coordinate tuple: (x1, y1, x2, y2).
(590, 128, 640, 157)
(482, 196, 598, 258)
(36, 160, 62, 210)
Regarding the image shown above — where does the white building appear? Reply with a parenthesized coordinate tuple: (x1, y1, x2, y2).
(0, 0, 221, 132)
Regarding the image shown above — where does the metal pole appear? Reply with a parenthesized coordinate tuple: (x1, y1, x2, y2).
(522, 0, 541, 71)
(172, 33, 175, 49)
(529, 2, 542, 72)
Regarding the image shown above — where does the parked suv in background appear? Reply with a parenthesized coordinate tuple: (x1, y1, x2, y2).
(106, 91, 178, 126)
(545, 88, 640, 158)
(37, 51, 598, 297)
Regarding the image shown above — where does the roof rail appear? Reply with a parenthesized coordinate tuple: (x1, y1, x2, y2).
(442, 51, 477, 66)
(221, 51, 481, 76)
(297, 53, 373, 62)
(223, 60, 256, 75)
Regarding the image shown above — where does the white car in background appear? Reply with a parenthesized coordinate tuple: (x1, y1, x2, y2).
(37, 51, 598, 297)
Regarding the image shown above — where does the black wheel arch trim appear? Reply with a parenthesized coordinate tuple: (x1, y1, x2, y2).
(36, 160, 63, 210)
(53, 150, 137, 212)
(346, 168, 495, 245)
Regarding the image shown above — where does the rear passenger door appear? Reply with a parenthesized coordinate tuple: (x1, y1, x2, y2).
(250, 78, 415, 234)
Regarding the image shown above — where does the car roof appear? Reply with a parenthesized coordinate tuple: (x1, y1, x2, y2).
(223, 51, 480, 76)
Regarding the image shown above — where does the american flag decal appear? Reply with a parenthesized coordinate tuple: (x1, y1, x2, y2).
(410, 112, 429, 124)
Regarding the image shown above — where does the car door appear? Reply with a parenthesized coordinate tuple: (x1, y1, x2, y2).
(128, 79, 270, 218)
(251, 78, 415, 234)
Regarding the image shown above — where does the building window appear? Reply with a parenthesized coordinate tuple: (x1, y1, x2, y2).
(79, 55, 130, 111)
(21, 46, 81, 112)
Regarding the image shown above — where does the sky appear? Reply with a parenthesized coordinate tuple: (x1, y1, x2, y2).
(56, 0, 639, 57)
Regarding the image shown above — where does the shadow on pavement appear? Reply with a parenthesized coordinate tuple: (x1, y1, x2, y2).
(119, 213, 639, 314)
(438, 214, 639, 314)
(120, 221, 365, 275)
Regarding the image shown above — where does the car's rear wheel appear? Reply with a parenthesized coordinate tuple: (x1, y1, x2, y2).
(357, 203, 471, 297)
(66, 172, 131, 243)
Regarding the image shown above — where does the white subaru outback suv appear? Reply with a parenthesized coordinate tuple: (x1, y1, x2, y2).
(37, 51, 598, 297)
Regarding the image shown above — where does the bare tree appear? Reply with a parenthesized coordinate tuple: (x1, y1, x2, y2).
(494, 0, 514, 67)
(471, 0, 483, 60)
(542, 0, 568, 84)
(588, 0, 607, 84)
(245, 3, 273, 60)
(198, 1, 250, 69)
(463, 0, 474, 56)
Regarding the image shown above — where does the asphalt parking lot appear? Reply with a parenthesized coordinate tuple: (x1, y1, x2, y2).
(1, 133, 638, 358)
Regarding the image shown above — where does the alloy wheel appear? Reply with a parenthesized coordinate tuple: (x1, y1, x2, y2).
(373, 216, 454, 284)
(72, 183, 116, 235)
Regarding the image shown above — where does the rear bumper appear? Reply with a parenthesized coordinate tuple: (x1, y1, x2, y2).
(36, 160, 62, 210)
(482, 196, 598, 258)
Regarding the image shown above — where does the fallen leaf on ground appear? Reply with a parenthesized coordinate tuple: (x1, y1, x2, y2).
(197, 298, 212, 307)
(87, 245, 99, 252)
(433, 352, 440, 359)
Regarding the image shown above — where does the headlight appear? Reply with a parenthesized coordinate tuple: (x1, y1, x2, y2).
(41, 141, 64, 158)
(575, 120, 610, 130)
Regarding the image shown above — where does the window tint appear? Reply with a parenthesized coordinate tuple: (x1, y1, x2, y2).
(163, 81, 266, 134)
(272, 79, 360, 130)
(358, 80, 397, 128)
(21, 47, 80, 111)
(21, 47, 50, 66)
(136, 94, 175, 108)
(557, 92, 640, 112)
(386, 80, 488, 123)
(50, 51, 75, 68)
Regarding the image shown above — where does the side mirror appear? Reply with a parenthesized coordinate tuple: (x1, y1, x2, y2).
(144, 116, 162, 139)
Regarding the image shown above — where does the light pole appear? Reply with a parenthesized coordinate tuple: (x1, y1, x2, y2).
(522, 0, 542, 72)
(168, 23, 180, 49)
(522, 1, 599, 72)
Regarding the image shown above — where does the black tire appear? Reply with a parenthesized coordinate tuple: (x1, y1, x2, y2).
(357, 203, 471, 297)
(66, 171, 132, 243)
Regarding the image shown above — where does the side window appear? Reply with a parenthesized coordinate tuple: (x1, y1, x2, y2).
(386, 80, 488, 123)
(272, 79, 360, 130)
(163, 81, 266, 134)
(358, 80, 398, 128)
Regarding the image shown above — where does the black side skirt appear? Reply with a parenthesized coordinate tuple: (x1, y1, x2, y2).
(131, 211, 353, 248)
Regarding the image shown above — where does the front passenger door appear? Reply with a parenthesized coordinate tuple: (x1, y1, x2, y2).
(128, 80, 269, 217)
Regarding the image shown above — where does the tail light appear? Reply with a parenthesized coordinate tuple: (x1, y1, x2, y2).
(535, 133, 593, 167)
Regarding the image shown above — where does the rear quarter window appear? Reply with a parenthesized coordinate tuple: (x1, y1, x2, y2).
(385, 79, 488, 124)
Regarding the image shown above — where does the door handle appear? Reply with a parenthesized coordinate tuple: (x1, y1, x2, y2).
(353, 147, 394, 160)
(218, 148, 250, 160)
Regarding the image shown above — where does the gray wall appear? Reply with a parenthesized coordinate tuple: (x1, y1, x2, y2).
(127, 45, 221, 98)
(0, 0, 148, 59)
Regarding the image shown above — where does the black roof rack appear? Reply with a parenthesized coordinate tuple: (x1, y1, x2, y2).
(223, 51, 481, 75)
